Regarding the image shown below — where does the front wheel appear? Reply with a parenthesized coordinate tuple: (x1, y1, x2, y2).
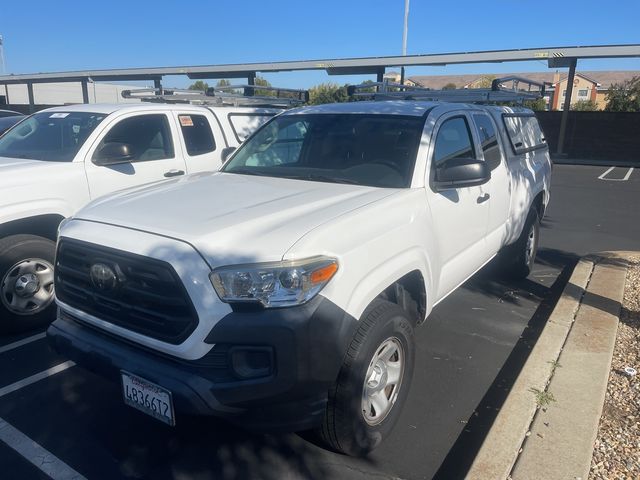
(317, 299, 415, 456)
(0, 234, 57, 334)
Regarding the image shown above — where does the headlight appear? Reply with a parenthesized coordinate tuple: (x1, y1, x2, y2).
(210, 257, 338, 308)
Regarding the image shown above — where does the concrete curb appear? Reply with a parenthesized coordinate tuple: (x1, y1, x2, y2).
(466, 252, 632, 480)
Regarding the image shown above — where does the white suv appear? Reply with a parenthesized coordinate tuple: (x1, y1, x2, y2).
(49, 99, 551, 455)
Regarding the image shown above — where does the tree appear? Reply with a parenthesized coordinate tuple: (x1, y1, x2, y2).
(358, 79, 377, 94)
(442, 83, 457, 90)
(253, 76, 275, 96)
(188, 80, 208, 91)
(216, 79, 231, 87)
(605, 76, 640, 112)
(523, 98, 548, 111)
(572, 99, 598, 111)
(308, 83, 349, 105)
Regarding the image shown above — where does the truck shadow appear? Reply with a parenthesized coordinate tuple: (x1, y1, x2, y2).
(433, 247, 578, 479)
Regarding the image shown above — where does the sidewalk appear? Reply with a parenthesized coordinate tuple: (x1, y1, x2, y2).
(466, 252, 634, 480)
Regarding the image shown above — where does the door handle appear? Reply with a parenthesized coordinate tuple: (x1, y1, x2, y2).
(164, 169, 185, 178)
(477, 193, 490, 204)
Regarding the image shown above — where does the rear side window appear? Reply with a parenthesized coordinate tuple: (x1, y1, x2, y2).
(95, 114, 174, 162)
(433, 116, 475, 167)
(502, 114, 546, 155)
(228, 113, 275, 142)
(473, 114, 503, 171)
(178, 114, 216, 156)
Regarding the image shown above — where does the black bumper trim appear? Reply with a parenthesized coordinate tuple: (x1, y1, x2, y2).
(48, 296, 357, 431)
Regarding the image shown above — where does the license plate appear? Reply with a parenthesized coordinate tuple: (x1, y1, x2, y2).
(121, 371, 175, 426)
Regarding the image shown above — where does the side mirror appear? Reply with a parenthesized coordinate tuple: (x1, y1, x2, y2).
(221, 146, 237, 163)
(93, 142, 135, 166)
(433, 158, 490, 190)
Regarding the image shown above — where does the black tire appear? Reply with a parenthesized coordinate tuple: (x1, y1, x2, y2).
(317, 299, 415, 456)
(0, 234, 57, 334)
(499, 208, 540, 280)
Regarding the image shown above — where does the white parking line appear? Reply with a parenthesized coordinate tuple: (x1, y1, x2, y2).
(0, 360, 83, 478)
(0, 417, 87, 480)
(598, 166, 634, 181)
(0, 361, 75, 398)
(0, 332, 47, 355)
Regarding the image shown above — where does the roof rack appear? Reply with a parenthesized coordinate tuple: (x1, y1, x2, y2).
(121, 85, 309, 108)
(347, 76, 548, 104)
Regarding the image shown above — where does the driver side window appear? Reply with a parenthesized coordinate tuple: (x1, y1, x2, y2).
(433, 116, 476, 167)
(94, 114, 174, 163)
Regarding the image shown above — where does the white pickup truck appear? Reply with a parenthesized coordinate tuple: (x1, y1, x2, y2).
(49, 99, 551, 455)
(0, 102, 278, 331)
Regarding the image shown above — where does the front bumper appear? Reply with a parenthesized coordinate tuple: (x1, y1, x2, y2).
(47, 295, 357, 432)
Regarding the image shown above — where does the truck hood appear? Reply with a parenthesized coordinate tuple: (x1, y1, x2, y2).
(0, 157, 88, 220)
(0, 156, 75, 187)
(75, 171, 399, 267)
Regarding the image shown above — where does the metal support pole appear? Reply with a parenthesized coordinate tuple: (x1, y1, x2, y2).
(154, 78, 162, 95)
(556, 58, 577, 156)
(401, 0, 410, 85)
(81, 79, 89, 104)
(27, 82, 35, 113)
(3, 84, 8, 105)
(246, 72, 256, 96)
(376, 69, 385, 92)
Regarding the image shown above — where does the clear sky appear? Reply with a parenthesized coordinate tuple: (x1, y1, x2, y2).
(1, 0, 639, 88)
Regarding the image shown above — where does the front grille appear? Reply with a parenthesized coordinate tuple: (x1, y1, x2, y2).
(55, 238, 198, 344)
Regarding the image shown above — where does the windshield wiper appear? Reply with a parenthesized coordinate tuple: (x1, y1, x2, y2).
(224, 167, 268, 177)
(283, 173, 362, 185)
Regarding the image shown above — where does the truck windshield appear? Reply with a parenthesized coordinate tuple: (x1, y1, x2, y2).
(222, 113, 424, 188)
(0, 111, 107, 162)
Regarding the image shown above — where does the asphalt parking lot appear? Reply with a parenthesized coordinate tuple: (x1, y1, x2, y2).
(0, 164, 638, 480)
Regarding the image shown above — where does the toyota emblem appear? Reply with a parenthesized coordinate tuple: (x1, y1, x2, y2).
(90, 263, 118, 291)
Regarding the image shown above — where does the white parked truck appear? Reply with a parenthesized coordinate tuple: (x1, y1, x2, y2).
(49, 85, 551, 455)
(0, 97, 287, 331)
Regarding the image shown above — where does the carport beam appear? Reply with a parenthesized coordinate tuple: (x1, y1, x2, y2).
(246, 72, 256, 97)
(27, 82, 35, 113)
(376, 69, 385, 92)
(81, 79, 89, 104)
(556, 58, 577, 156)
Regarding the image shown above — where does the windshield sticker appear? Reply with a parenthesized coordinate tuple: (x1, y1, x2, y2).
(179, 115, 193, 127)
(49, 113, 70, 118)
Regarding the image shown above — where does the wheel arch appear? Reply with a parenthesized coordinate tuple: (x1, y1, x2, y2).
(376, 269, 427, 326)
(342, 254, 432, 327)
(0, 214, 66, 242)
(532, 190, 546, 218)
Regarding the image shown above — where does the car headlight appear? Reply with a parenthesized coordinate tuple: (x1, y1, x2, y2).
(210, 256, 338, 308)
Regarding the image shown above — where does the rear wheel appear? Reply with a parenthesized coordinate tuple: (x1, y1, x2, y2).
(0, 234, 57, 333)
(317, 299, 415, 456)
(499, 208, 540, 280)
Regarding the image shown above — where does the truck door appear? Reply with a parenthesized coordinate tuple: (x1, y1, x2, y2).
(84, 112, 188, 199)
(170, 111, 226, 173)
(425, 112, 492, 301)
(471, 112, 511, 253)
